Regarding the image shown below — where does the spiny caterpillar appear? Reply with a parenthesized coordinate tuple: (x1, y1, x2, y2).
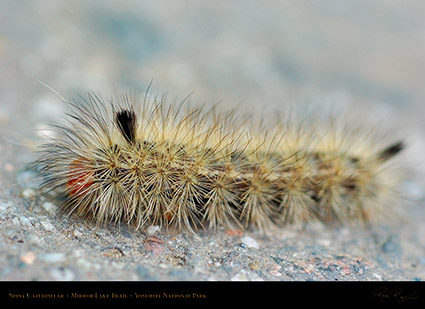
(34, 90, 404, 233)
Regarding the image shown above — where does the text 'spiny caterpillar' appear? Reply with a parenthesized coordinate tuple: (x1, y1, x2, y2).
(34, 91, 404, 233)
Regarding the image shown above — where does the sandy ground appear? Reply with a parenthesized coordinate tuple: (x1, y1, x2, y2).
(0, 1, 424, 288)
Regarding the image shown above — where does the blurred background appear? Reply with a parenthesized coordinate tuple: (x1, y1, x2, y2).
(0, 0, 424, 282)
(1, 0, 424, 121)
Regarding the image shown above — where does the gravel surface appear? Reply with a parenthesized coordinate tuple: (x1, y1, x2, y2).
(0, 0, 424, 284)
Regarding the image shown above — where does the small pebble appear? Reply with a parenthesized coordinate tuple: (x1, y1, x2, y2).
(40, 220, 55, 231)
(22, 189, 35, 198)
(318, 239, 331, 247)
(226, 229, 244, 236)
(144, 236, 164, 255)
(249, 262, 260, 271)
(20, 251, 36, 265)
(72, 229, 83, 238)
(102, 247, 125, 258)
(41, 202, 57, 215)
(270, 264, 282, 277)
(146, 225, 160, 235)
(240, 236, 259, 249)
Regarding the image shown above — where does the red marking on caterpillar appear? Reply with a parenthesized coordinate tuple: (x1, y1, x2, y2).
(66, 158, 95, 196)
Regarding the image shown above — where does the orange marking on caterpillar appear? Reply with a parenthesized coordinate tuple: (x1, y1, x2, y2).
(66, 158, 95, 195)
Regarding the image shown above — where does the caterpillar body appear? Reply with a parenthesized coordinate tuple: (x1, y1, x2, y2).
(34, 91, 404, 233)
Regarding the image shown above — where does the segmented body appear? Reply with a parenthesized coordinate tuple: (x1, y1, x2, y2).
(35, 93, 404, 232)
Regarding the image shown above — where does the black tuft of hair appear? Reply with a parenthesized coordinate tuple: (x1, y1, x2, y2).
(378, 141, 405, 161)
(115, 109, 137, 144)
